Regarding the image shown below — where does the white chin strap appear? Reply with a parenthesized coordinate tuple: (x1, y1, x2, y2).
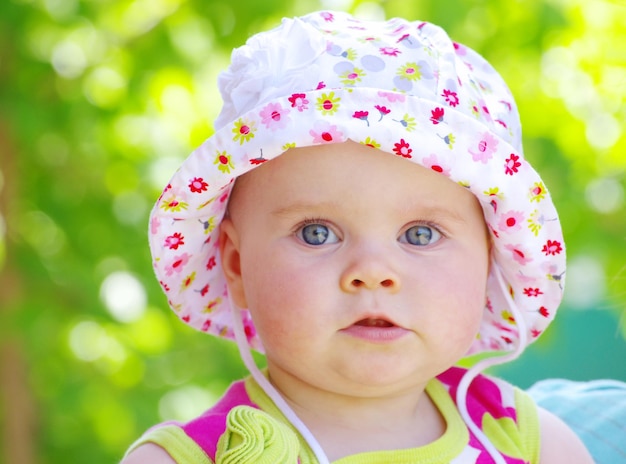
(456, 262, 528, 464)
(229, 263, 527, 464)
(229, 296, 331, 464)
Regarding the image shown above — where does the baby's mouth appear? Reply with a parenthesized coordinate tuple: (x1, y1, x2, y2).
(354, 318, 395, 328)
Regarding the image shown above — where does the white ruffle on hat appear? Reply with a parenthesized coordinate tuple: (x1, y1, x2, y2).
(149, 10, 565, 358)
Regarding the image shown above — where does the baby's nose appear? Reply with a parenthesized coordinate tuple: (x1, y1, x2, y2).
(339, 250, 401, 293)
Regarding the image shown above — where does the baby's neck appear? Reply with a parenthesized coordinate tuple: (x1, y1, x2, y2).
(268, 370, 446, 461)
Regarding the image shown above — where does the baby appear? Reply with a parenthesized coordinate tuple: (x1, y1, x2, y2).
(123, 10, 593, 463)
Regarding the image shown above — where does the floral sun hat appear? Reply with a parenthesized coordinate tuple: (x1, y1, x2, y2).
(149, 10, 565, 358)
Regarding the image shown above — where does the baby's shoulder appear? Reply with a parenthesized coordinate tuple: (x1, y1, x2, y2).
(120, 379, 256, 464)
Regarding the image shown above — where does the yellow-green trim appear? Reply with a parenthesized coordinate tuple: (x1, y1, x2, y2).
(125, 424, 214, 464)
(514, 387, 541, 464)
(245, 376, 469, 464)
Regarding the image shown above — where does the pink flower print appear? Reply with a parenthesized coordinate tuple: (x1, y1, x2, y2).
(189, 177, 208, 193)
(422, 154, 451, 176)
(524, 287, 543, 297)
(531, 328, 542, 338)
(320, 11, 334, 22)
(374, 105, 390, 121)
(288, 93, 309, 112)
(498, 210, 524, 233)
(353, 110, 369, 126)
(309, 120, 344, 144)
(505, 153, 522, 175)
(468, 132, 499, 163)
(259, 102, 290, 130)
(393, 139, 412, 158)
(380, 46, 400, 56)
(165, 232, 184, 250)
(316, 81, 326, 90)
(165, 253, 191, 276)
(442, 89, 459, 107)
(377, 91, 406, 103)
(430, 107, 445, 125)
(201, 319, 212, 332)
(504, 244, 533, 265)
(542, 239, 563, 256)
(150, 216, 161, 235)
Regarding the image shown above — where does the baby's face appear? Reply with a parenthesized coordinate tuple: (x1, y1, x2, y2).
(220, 141, 490, 395)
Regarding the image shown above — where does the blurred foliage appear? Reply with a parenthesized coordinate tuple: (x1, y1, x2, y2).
(0, 0, 624, 462)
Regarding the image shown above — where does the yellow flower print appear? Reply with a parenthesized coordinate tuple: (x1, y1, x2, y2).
(529, 182, 547, 202)
(438, 132, 455, 149)
(340, 67, 365, 86)
(344, 48, 358, 60)
(501, 310, 516, 324)
(484, 187, 503, 199)
(527, 209, 542, 236)
(232, 118, 256, 144)
(215, 151, 235, 174)
(204, 297, 222, 314)
(160, 195, 188, 212)
(395, 113, 417, 132)
(397, 62, 422, 81)
(361, 137, 380, 149)
(181, 271, 196, 290)
(282, 142, 296, 150)
(316, 92, 341, 115)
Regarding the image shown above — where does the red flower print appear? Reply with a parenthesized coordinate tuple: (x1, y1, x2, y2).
(288, 93, 309, 112)
(250, 158, 267, 165)
(523, 288, 543, 297)
(199, 284, 210, 297)
(531, 329, 542, 338)
(182, 315, 191, 323)
(353, 110, 369, 126)
(538, 306, 550, 317)
(206, 255, 217, 270)
(430, 107, 445, 124)
(316, 81, 326, 90)
(501, 336, 513, 344)
(201, 319, 212, 331)
(393, 139, 412, 158)
(442, 89, 459, 107)
(165, 232, 185, 250)
(375, 105, 390, 121)
(542, 239, 562, 256)
(505, 153, 522, 175)
(189, 177, 208, 193)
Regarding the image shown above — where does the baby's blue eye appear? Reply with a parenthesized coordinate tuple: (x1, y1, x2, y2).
(400, 225, 441, 246)
(299, 223, 338, 246)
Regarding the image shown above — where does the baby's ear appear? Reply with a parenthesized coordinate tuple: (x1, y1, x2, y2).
(218, 218, 248, 308)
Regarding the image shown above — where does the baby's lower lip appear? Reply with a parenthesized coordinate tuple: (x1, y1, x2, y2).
(340, 320, 409, 342)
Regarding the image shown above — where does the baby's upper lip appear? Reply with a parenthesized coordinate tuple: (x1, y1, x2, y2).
(348, 314, 399, 328)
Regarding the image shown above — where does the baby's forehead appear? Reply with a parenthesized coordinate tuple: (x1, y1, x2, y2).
(228, 141, 481, 213)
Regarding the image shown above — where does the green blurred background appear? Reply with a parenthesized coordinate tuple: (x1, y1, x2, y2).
(0, 0, 624, 462)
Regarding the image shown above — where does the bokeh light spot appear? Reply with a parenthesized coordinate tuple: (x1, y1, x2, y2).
(99, 271, 147, 323)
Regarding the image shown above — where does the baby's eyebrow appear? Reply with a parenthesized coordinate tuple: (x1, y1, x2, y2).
(271, 201, 341, 218)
